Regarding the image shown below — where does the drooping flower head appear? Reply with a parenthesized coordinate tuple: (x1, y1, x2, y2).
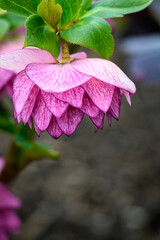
(0, 37, 24, 99)
(0, 158, 21, 240)
(0, 47, 136, 138)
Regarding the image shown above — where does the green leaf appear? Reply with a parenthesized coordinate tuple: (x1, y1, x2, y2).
(37, 0, 63, 28)
(2, 14, 25, 29)
(14, 136, 60, 161)
(24, 14, 60, 58)
(60, 16, 114, 59)
(81, 0, 154, 19)
(0, 0, 41, 17)
(0, 18, 10, 39)
(55, 0, 93, 28)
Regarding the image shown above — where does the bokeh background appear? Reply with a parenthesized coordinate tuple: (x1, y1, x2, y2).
(0, 0, 160, 239)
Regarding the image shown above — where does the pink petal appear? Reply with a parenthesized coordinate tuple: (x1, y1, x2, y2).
(0, 68, 15, 89)
(14, 111, 22, 125)
(91, 111, 105, 128)
(47, 116, 63, 139)
(26, 63, 91, 93)
(82, 78, 114, 112)
(57, 106, 84, 136)
(81, 92, 99, 117)
(21, 85, 40, 124)
(33, 121, 41, 137)
(0, 48, 56, 72)
(106, 112, 112, 126)
(0, 36, 24, 54)
(28, 118, 32, 129)
(0, 184, 21, 209)
(32, 93, 52, 131)
(72, 58, 136, 94)
(13, 71, 34, 114)
(121, 89, 132, 106)
(41, 91, 68, 118)
(70, 52, 87, 59)
(54, 86, 84, 108)
(5, 78, 14, 99)
(0, 230, 7, 240)
(0, 210, 21, 233)
(109, 87, 121, 120)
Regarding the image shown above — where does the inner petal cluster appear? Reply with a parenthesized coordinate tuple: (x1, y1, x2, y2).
(14, 71, 124, 139)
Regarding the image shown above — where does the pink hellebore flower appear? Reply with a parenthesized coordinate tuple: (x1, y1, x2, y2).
(0, 37, 24, 98)
(0, 48, 136, 138)
(0, 158, 21, 240)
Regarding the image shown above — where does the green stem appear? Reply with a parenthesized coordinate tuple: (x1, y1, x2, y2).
(59, 37, 73, 63)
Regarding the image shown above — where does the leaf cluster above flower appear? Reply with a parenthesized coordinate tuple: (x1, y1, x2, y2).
(0, 0, 153, 58)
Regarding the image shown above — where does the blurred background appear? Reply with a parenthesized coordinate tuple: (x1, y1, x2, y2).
(0, 0, 160, 239)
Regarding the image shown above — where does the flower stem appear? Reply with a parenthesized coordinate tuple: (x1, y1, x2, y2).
(59, 37, 73, 63)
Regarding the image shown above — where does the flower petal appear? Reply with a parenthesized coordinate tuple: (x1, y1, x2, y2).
(106, 112, 112, 126)
(0, 209, 21, 233)
(57, 106, 84, 136)
(0, 183, 21, 209)
(47, 116, 63, 139)
(21, 85, 40, 124)
(0, 68, 15, 89)
(81, 92, 99, 117)
(32, 93, 52, 131)
(70, 52, 87, 59)
(33, 120, 41, 137)
(72, 58, 136, 94)
(0, 229, 7, 240)
(90, 111, 105, 128)
(0, 48, 56, 72)
(54, 86, 84, 108)
(26, 63, 91, 93)
(13, 71, 34, 114)
(109, 87, 121, 120)
(121, 89, 132, 106)
(82, 78, 114, 112)
(41, 91, 68, 118)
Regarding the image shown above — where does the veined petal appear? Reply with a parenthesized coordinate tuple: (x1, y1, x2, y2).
(26, 63, 91, 93)
(54, 87, 84, 108)
(47, 116, 63, 139)
(90, 111, 105, 128)
(21, 85, 40, 124)
(57, 106, 84, 136)
(120, 89, 132, 106)
(81, 92, 99, 118)
(106, 112, 112, 126)
(32, 93, 52, 131)
(0, 48, 56, 72)
(82, 78, 114, 112)
(72, 58, 136, 94)
(13, 71, 34, 114)
(41, 91, 68, 118)
(109, 87, 121, 120)
(33, 120, 41, 137)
